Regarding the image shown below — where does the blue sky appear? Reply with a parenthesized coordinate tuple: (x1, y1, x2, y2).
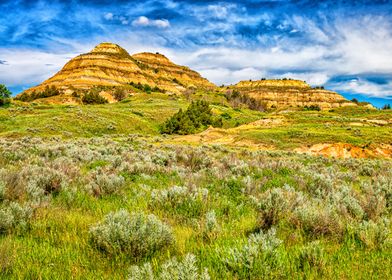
(1, 0, 392, 107)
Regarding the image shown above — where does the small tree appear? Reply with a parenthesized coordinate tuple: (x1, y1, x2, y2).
(382, 104, 391, 110)
(113, 88, 127, 101)
(160, 100, 223, 135)
(0, 84, 11, 106)
(82, 91, 108, 104)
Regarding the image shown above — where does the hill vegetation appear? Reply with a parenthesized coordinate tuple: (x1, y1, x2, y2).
(160, 100, 223, 134)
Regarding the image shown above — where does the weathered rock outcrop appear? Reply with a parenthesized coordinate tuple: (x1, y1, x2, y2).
(19, 43, 355, 109)
(21, 42, 214, 96)
(229, 79, 355, 109)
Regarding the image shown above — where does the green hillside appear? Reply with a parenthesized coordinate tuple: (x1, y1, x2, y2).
(0, 93, 391, 279)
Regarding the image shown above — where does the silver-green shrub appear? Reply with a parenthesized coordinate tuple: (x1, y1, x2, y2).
(353, 218, 390, 249)
(298, 241, 326, 271)
(89, 210, 174, 257)
(128, 254, 210, 280)
(0, 202, 33, 233)
(258, 184, 304, 229)
(87, 172, 125, 196)
(293, 203, 342, 237)
(223, 228, 282, 271)
(150, 186, 208, 219)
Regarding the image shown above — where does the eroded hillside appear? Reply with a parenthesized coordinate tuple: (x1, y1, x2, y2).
(20, 43, 214, 97)
(228, 79, 356, 109)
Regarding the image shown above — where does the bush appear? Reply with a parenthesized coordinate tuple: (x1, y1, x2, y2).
(113, 88, 128, 101)
(293, 204, 342, 237)
(298, 241, 326, 272)
(304, 105, 321, 111)
(160, 100, 223, 135)
(128, 254, 210, 280)
(0, 84, 11, 106)
(0, 203, 33, 233)
(16, 85, 60, 102)
(150, 185, 208, 219)
(353, 218, 390, 249)
(89, 210, 174, 257)
(203, 210, 219, 239)
(82, 91, 108, 104)
(0, 181, 5, 202)
(129, 82, 165, 93)
(225, 90, 265, 111)
(222, 228, 282, 277)
(258, 185, 304, 229)
(87, 172, 125, 197)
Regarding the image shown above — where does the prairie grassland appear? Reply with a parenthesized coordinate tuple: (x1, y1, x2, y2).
(0, 135, 390, 279)
(0, 96, 391, 279)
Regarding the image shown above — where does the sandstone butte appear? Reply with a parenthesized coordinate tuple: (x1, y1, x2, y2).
(229, 80, 356, 109)
(19, 42, 357, 109)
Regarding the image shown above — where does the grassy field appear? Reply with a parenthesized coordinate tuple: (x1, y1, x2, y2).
(0, 95, 391, 279)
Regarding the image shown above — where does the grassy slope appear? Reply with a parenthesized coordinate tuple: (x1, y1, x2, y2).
(1, 93, 391, 151)
(0, 93, 391, 279)
(0, 92, 265, 138)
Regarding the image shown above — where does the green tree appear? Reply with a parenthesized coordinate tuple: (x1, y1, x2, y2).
(0, 84, 11, 106)
(82, 91, 108, 104)
(160, 100, 223, 135)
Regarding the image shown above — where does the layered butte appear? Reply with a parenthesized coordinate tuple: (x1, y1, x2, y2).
(22, 42, 214, 95)
(230, 79, 355, 109)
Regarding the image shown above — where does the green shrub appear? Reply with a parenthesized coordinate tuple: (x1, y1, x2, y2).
(0, 84, 11, 106)
(160, 100, 223, 134)
(113, 88, 128, 101)
(304, 105, 321, 111)
(258, 185, 304, 229)
(82, 91, 108, 104)
(15, 85, 60, 102)
(89, 210, 174, 257)
(225, 90, 266, 111)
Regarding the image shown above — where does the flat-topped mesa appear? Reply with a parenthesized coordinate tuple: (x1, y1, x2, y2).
(230, 79, 355, 110)
(133, 52, 171, 64)
(236, 79, 310, 88)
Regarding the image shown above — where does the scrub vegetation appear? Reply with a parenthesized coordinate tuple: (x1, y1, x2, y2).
(0, 91, 391, 279)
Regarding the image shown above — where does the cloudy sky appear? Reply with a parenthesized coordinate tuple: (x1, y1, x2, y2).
(1, 0, 392, 107)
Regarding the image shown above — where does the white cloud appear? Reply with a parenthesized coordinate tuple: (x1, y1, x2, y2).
(329, 78, 392, 98)
(104, 12, 114, 20)
(207, 5, 229, 19)
(0, 49, 76, 89)
(1, 13, 392, 99)
(132, 16, 170, 28)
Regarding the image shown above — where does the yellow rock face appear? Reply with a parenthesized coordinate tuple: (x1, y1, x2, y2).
(21, 42, 215, 96)
(230, 79, 355, 109)
(19, 43, 354, 109)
